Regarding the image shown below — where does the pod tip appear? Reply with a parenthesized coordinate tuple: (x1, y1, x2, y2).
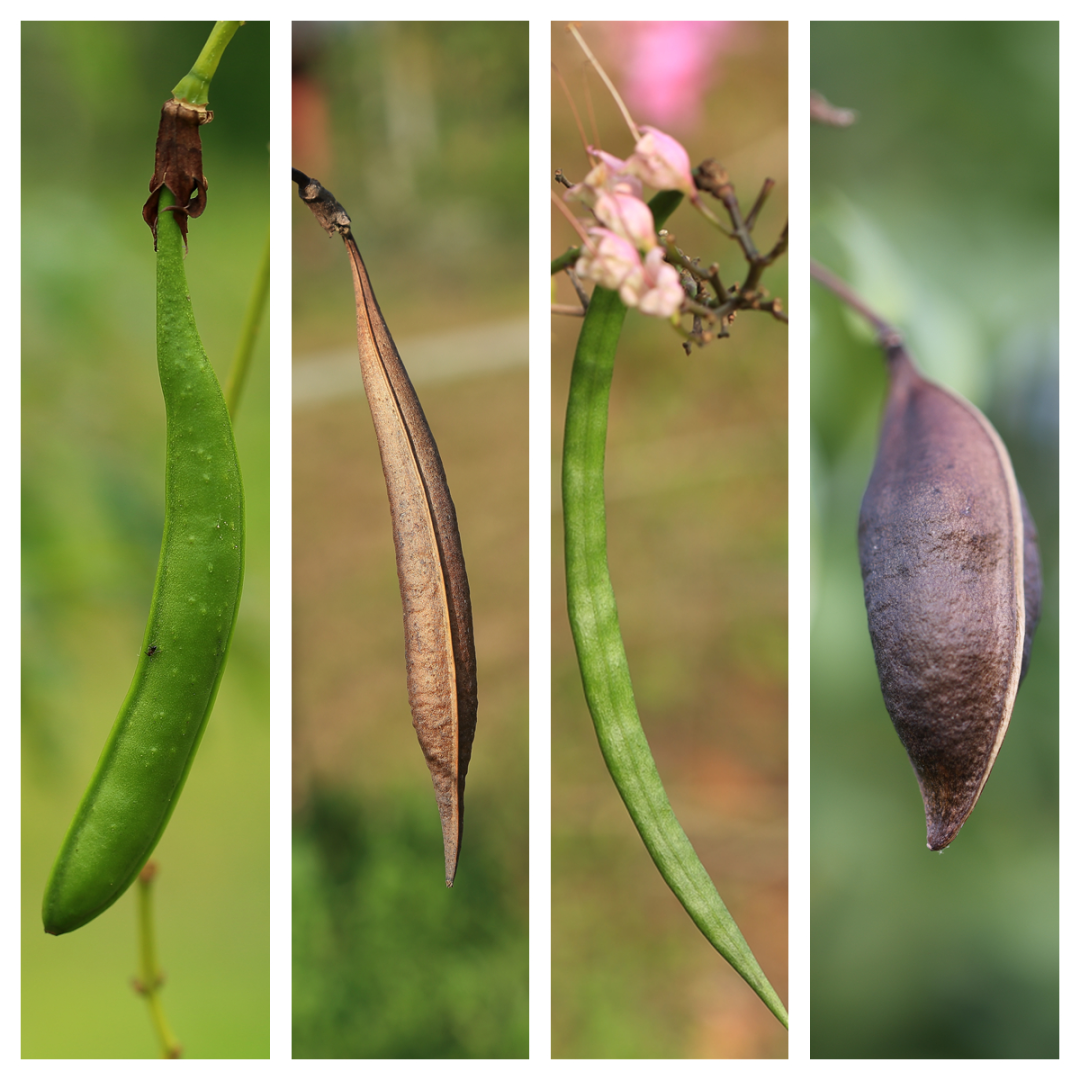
(925, 809, 964, 852)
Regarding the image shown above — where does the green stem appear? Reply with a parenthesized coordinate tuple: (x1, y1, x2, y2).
(172, 21, 243, 105)
(224, 228, 270, 418)
(136, 864, 181, 1058)
(552, 247, 580, 276)
(560, 190, 788, 1028)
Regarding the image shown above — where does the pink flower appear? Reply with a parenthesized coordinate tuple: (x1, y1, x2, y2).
(604, 22, 736, 130)
(565, 148, 643, 203)
(628, 248, 684, 317)
(576, 230, 684, 318)
(588, 147, 635, 186)
(575, 228, 644, 295)
(626, 127, 696, 197)
(594, 191, 657, 251)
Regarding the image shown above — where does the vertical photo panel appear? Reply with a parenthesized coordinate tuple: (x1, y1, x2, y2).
(551, 20, 789, 1059)
(21, 20, 271, 1059)
(291, 20, 529, 1059)
(810, 20, 1059, 1059)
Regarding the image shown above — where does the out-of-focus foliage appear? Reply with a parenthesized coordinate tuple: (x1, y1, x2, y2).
(292, 789, 527, 1058)
(811, 21, 1058, 1059)
(293, 20, 529, 345)
(552, 21, 788, 1059)
(22, 21, 270, 1058)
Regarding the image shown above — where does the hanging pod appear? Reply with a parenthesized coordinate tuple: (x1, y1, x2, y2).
(858, 343, 1041, 850)
(293, 170, 477, 886)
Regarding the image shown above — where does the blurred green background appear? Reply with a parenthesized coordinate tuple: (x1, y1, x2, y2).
(21, 22, 270, 1058)
(291, 23, 528, 1058)
(811, 22, 1058, 1058)
(551, 22, 788, 1058)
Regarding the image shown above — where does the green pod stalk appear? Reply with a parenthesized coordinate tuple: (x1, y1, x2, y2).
(42, 195, 245, 935)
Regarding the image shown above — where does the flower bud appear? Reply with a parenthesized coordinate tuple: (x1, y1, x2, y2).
(594, 191, 658, 251)
(575, 228, 644, 295)
(565, 150, 643, 204)
(627, 127, 696, 196)
(631, 248, 684, 317)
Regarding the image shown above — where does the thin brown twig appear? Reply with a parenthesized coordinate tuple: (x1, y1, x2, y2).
(745, 178, 774, 232)
(565, 265, 591, 310)
(810, 258, 902, 347)
(694, 160, 787, 300)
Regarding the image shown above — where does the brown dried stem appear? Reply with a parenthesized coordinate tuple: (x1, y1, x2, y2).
(810, 258, 903, 349)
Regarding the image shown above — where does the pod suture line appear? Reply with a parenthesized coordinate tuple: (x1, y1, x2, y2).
(294, 168, 477, 886)
(812, 258, 1042, 849)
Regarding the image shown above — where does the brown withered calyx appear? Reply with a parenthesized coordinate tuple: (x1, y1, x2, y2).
(859, 342, 1041, 850)
(142, 99, 212, 247)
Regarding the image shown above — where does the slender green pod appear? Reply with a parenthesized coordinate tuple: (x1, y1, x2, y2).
(561, 190, 787, 1028)
(42, 193, 245, 935)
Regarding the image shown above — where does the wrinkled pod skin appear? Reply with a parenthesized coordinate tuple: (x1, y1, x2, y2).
(858, 344, 1041, 850)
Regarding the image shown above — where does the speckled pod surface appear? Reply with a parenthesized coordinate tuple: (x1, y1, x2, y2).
(858, 344, 1041, 849)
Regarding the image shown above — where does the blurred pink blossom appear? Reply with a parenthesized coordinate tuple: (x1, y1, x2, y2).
(594, 190, 657, 251)
(603, 21, 736, 130)
(626, 127, 696, 198)
(565, 148, 642, 204)
(631, 248, 684, 317)
(576, 228, 644, 295)
(576, 228, 684, 318)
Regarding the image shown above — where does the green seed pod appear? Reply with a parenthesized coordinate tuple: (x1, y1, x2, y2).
(858, 343, 1041, 850)
(42, 194, 245, 935)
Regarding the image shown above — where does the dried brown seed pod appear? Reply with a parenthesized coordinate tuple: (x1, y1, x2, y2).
(294, 170, 477, 885)
(858, 343, 1041, 850)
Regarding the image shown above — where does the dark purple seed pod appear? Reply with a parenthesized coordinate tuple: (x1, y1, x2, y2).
(858, 344, 1041, 850)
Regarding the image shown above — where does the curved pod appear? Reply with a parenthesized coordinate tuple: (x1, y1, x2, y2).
(858, 345, 1040, 850)
(42, 199, 245, 934)
(347, 241, 477, 888)
(293, 170, 477, 887)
